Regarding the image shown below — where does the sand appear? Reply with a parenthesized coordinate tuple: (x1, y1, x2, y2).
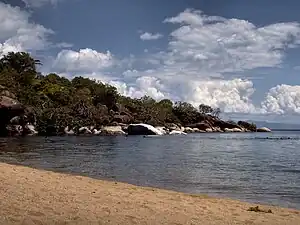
(0, 163, 299, 225)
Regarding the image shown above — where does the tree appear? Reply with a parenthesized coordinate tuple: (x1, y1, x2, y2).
(198, 104, 213, 115)
(0, 52, 41, 86)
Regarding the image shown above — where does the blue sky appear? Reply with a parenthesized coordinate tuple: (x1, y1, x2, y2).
(1, 0, 300, 122)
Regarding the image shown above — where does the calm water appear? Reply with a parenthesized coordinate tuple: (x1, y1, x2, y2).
(0, 132, 300, 209)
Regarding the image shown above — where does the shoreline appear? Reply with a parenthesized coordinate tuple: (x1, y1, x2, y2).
(1, 163, 300, 225)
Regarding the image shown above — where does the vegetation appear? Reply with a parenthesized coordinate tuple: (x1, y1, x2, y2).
(0, 52, 226, 135)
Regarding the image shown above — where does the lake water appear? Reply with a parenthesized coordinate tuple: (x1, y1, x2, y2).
(0, 131, 300, 209)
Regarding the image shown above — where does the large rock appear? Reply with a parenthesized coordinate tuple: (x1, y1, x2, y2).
(127, 124, 164, 135)
(78, 126, 92, 134)
(224, 128, 243, 132)
(0, 95, 25, 136)
(155, 126, 168, 135)
(64, 126, 75, 135)
(169, 130, 187, 135)
(257, 127, 272, 132)
(184, 127, 194, 133)
(24, 123, 38, 136)
(101, 126, 126, 136)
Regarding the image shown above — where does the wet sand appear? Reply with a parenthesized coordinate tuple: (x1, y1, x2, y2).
(0, 163, 299, 225)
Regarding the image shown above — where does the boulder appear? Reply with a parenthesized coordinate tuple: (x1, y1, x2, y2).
(101, 126, 126, 136)
(155, 126, 168, 135)
(24, 123, 38, 136)
(213, 127, 223, 132)
(184, 127, 194, 133)
(224, 128, 243, 132)
(78, 126, 92, 134)
(64, 126, 75, 135)
(169, 130, 187, 135)
(167, 123, 181, 131)
(93, 129, 102, 135)
(127, 124, 164, 135)
(257, 127, 271, 132)
(205, 128, 213, 132)
(0, 95, 25, 136)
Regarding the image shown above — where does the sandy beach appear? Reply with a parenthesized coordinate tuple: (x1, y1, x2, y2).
(0, 163, 299, 225)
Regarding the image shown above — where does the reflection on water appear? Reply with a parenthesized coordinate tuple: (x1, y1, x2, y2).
(1, 132, 300, 209)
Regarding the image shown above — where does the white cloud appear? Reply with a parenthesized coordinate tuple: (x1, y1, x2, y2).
(110, 77, 166, 100)
(22, 0, 61, 8)
(0, 2, 53, 56)
(52, 48, 114, 73)
(140, 32, 163, 41)
(161, 9, 300, 75)
(261, 84, 300, 114)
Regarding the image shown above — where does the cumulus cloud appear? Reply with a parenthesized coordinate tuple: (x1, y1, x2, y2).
(52, 48, 114, 73)
(161, 9, 300, 75)
(261, 84, 300, 114)
(0, 2, 53, 56)
(49, 8, 300, 115)
(140, 32, 163, 41)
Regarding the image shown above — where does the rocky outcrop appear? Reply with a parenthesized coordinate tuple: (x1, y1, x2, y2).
(257, 127, 272, 132)
(101, 126, 126, 136)
(0, 93, 26, 136)
(127, 124, 164, 135)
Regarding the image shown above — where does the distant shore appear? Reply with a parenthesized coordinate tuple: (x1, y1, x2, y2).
(0, 163, 299, 225)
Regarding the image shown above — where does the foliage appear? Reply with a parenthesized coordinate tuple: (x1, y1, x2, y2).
(0, 51, 227, 135)
(199, 103, 221, 118)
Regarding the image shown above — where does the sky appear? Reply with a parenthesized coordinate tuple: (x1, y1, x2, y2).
(1, 0, 300, 123)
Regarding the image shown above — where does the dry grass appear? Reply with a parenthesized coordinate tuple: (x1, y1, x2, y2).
(0, 163, 300, 225)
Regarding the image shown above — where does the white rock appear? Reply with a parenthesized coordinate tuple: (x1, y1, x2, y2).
(184, 127, 194, 133)
(257, 127, 272, 132)
(169, 130, 187, 135)
(79, 127, 92, 134)
(101, 126, 125, 135)
(155, 126, 168, 135)
(25, 123, 38, 135)
(93, 129, 102, 135)
(64, 126, 75, 135)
